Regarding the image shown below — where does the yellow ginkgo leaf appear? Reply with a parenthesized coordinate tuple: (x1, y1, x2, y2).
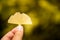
(8, 12, 32, 25)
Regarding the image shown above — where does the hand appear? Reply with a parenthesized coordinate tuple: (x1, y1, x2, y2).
(1, 25, 23, 40)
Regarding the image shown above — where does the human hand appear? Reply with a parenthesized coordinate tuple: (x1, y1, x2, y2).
(1, 25, 23, 40)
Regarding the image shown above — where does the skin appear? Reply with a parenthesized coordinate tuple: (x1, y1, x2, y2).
(1, 25, 23, 40)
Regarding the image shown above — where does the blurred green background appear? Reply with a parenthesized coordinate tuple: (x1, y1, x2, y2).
(0, 0, 60, 40)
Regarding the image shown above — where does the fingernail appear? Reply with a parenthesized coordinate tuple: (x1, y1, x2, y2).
(16, 25, 23, 31)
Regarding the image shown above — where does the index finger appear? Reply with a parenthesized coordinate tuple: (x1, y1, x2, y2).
(1, 25, 23, 40)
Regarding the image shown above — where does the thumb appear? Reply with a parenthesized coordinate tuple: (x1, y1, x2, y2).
(12, 25, 23, 40)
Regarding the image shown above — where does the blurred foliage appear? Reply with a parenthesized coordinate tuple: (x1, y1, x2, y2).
(0, 0, 60, 40)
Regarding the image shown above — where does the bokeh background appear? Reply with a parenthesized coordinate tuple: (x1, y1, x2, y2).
(0, 0, 60, 40)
